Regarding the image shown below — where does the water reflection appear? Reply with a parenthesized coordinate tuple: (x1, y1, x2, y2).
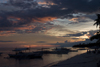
(0, 48, 86, 67)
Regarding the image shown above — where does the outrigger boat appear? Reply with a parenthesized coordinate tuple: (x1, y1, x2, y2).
(51, 47, 70, 54)
(8, 48, 43, 59)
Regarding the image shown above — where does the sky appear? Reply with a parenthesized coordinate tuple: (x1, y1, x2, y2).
(0, 0, 99, 48)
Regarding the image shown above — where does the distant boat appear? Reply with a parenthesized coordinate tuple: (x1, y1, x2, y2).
(8, 48, 43, 59)
(51, 47, 70, 54)
(52, 47, 70, 51)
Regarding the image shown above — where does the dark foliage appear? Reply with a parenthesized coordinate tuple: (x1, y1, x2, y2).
(73, 43, 100, 48)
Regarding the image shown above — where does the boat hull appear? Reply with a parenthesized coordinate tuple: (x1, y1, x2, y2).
(8, 53, 43, 59)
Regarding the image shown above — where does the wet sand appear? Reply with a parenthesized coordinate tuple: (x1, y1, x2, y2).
(51, 53, 100, 67)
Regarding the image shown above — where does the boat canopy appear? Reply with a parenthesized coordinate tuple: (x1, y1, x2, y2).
(12, 48, 29, 51)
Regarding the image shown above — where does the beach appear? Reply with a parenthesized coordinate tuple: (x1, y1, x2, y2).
(0, 48, 98, 67)
(51, 52, 100, 67)
(0, 48, 86, 67)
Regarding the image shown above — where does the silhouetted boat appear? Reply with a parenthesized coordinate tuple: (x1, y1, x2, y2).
(52, 47, 70, 51)
(8, 48, 43, 59)
(51, 47, 70, 54)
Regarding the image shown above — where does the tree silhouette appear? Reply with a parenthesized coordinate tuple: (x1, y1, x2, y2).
(90, 34, 100, 43)
(90, 14, 100, 43)
(94, 14, 100, 32)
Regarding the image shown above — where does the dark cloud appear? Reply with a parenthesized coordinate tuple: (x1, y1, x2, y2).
(68, 32, 87, 37)
(0, 13, 12, 27)
(37, 41, 46, 43)
(8, 0, 38, 9)
(0, 0, 99, 34)
(63, 32, 87, 37)
(84, 14, 97, 20)
(51, 39, 97, 47)
(0, 12, 32, 28)
(1, 0, 100, 20)
(0, 40, 16, 42)
(45, 0, 100, 13)
(63, 30, 97, 37)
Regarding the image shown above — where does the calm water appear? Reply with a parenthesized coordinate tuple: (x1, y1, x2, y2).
(0, 48, 86, 67)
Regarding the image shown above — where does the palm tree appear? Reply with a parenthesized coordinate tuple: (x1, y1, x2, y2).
(94, 14, 100, 32)
(90, 14, 100, 43)
(90, 34, 100, 43)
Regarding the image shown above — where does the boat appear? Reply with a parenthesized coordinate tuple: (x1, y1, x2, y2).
(52, 47, 70, 51)
(8, 48, 43, 59)
(51, 47, 70, 54)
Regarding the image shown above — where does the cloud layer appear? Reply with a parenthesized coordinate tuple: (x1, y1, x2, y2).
(0, 0, 99, 34)
(0, 0, 99, 48)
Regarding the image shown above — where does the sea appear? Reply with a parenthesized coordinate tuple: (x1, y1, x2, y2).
(0, 47, 87, 67)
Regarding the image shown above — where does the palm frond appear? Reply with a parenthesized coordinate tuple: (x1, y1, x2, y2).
(90, 34, 100, 41)
(94, 22, 99, 27)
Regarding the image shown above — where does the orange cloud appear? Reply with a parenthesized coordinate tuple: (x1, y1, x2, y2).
(7, 16, 57, 23)
(21, 44, 59, 48)
(38, 2, 47, 5)
(69, 18, 78, 22)
(38, 2, 56, 5)
(76, 34, 90, 39)
(68, 38, 85, 43)
(7, 16, 23, 25)
(0, 31, 16, 36)
(32, 17, 57, 23)
(0, 31, 4, 33)
(14, 25, 36, 30)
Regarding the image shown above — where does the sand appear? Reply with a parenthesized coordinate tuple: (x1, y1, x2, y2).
(50, 53, 100, 67)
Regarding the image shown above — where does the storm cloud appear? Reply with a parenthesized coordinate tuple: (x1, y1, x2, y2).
(0, 40, 16, 42)
(45, 0, 100, 13)
(0, 0, 99, 35)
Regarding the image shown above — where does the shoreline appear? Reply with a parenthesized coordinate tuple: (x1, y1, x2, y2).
(48, 53, 100, 67)
(43, 50, 86, 67)
(50, 52, 100, 67)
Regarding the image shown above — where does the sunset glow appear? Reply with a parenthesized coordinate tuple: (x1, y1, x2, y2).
(0, 0, 99, 48)
(32, 17, 57, 23)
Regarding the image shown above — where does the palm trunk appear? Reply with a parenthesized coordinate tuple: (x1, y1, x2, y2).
(99, 24, 100, 33)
